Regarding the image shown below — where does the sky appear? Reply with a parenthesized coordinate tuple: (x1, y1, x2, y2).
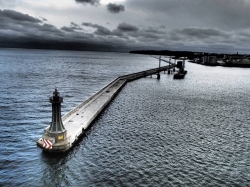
(1, 0, 250, 53)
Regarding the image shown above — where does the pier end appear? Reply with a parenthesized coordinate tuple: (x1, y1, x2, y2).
(37, 89, 70, 152)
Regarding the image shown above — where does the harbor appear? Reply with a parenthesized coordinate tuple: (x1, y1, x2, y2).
(2, 49, 250, 186)
(37, 64, 176, 152)
(3, 0, 250, 184)
(131, 50, 250, 67)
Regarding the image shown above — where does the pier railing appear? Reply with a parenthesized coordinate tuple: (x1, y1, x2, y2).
(119, 65, 175, 81)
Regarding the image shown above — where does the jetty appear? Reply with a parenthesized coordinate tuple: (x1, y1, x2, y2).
(37, 64, 175, 152)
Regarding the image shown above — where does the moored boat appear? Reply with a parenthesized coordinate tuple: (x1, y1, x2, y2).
(173, 69, 187, 79)
(173, 60, 187, 79)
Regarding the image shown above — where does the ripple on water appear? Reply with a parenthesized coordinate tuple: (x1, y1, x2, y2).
(1, 50, 250, 186)
(70, 72, 250, 186)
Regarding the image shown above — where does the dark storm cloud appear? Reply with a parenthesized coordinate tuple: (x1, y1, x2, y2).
(3, 4, 250, 54)
(174, 28, 230, 39)
(61, 22, 83, 32)
(144, 27, 166, 35)
(0, 9, 100, 50)
(107, 3, 125, 13)
(82, 22, 102, 28)
(40, 24, 60, 32)
(124, 27, 165, 41)
(71, 22, 79, 27)
(83, 21, 164, 41)
(83, 22, 139, 37)
(0, 10, 58, 36)
(32, 16, 244, 52)
(41, 17, 48, 22)
(82, 22, 113, 35)
(0, 9, 41, 23)
(77, 0, 250, 52)
(61, 26, 75, 32)
(94, 27, 112, 35)
(75, 0, 100, 6)
(125, 0, 250, 31)
(117, 22, 138, 32)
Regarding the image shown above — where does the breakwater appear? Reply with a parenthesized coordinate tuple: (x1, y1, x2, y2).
(37, 65, 175, 152)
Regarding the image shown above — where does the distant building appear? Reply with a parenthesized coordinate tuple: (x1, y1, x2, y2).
(202, 56, 217, 65)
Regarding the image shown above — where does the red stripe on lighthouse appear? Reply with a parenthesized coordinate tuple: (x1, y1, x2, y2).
(42, 139, 52, 149)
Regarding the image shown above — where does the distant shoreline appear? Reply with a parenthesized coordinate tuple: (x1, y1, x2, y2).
(129, 50, 248, 59)
(130, 50, 250, 68)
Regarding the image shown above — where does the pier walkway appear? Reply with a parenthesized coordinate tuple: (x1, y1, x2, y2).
(37, 64, 175, 152)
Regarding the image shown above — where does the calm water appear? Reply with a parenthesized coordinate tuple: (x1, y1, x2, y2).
(0, 49, 250, 186)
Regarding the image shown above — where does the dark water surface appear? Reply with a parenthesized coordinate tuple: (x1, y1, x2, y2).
(1, 49, 250, 186)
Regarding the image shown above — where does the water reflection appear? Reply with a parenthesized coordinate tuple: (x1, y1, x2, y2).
(41, 152, 71, 186)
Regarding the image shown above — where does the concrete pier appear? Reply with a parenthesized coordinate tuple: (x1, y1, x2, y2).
(37, 65, 175, 152)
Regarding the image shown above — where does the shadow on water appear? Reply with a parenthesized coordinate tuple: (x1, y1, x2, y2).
(38, 133, 88, 186)
(40, 151, 70, 186)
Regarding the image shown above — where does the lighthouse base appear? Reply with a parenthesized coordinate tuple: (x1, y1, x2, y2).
(36, 138, 71, 153)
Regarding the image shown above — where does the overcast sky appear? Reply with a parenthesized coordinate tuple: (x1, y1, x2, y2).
(1, 0, 250, 53)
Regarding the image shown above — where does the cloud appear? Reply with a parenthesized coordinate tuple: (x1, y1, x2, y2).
(94, 27, 112, 35)
(82, 21, 164, 41)
(117, 22, 138, 32)
(121, 26, 165, 42)
(41, 17, 47, 22)
(71, 22, 79, 27)
(82, 22, 113, 35)
(107, 3, 125, 13)
(82, 22, 101, 28)
(83, 22, 137, 37)
(0, 9, 41, 23)
(0, 9, 88, 46)
(174, 28, 230, 39)
(61, 22, 83, 32)
(75, 0, 100, 6)
(61, 26, 75, 32)
(2, 5, 250, 54)
(125, 0, 250, 31)
(40, 24, 59, 33)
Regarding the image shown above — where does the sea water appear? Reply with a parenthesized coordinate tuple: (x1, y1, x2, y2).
(0, 48, 250, 186)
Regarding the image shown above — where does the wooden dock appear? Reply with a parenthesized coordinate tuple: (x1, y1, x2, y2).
(37, 64, 175, 152)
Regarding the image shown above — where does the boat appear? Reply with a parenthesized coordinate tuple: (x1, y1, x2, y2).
(173, 69, 187, 79)
(173, 60, 187, 79)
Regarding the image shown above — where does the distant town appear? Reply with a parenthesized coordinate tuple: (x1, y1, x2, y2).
(129, 50, 250, 67)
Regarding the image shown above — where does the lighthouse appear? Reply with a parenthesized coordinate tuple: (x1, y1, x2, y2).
(46, 89, 67, 143)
